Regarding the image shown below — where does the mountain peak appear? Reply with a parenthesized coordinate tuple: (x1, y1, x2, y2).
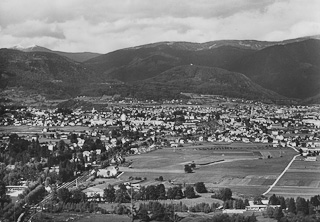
(10, 44, 51, 52)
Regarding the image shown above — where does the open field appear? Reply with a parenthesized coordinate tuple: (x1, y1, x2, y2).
(32, 212, 132, 222)
(267, 156, 320, 198)
(120, 146, 297, 197)
(0, 125, 91, 133)
(98, 195, 224, 212)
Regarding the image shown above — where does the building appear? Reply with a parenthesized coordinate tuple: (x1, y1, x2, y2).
(95, 165, 119, 178)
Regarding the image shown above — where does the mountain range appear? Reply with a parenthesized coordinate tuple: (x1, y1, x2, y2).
(1, 35, 320, 103)
(11, 45, 101, 63)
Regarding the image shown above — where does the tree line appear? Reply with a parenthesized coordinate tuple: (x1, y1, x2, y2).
(264, 194, 320, 222)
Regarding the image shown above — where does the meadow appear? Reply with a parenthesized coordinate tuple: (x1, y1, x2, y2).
(121, 145, 297, 198)
(269, 156, 320, 198)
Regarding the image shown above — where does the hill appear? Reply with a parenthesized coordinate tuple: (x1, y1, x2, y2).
(2, 36, 320, 103)
(230, 39, 320, 99)
(10, 45, 101, 63)
(84, 36, 320, 100)
(124, 65, 288, 102)
(84, 44, 256, 82)
(125, 35, 320, 51)
(0, 49, 100, 99)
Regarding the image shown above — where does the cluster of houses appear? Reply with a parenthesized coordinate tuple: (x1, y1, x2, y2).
(1, 103, 320, 155)
(1, 100, 320, 216)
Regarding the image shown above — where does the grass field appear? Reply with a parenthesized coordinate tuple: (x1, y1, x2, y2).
(120, 146, 297, 198)
(33, 212, 132, 222)
(268, 156, 320, 198)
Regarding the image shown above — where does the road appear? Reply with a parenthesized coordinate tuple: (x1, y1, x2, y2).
(262, 154, 300, 196)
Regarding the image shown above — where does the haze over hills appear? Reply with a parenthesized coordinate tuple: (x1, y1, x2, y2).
(1, 35, 320, 103)
(11, 45, 101, 63)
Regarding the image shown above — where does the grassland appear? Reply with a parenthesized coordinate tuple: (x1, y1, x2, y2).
(268, 156, 320, 198)
(32, 212, 132, 222)
(120, 144, 297, 198)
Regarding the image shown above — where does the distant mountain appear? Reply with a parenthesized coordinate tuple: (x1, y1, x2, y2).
(2, 35, 320, 103)
(126, 65, 287, 102)
(301, 92, 320, 105)
(84, 44, 255, 82)
(85, 36, 320, 100)
(10, 45, 101, 63)
(126, 35, 320, 51)
(230, 39, 320, 99)
(0, 49, 100, 99)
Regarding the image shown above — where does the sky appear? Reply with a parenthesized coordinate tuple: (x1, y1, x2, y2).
(0, 0, 320, 53)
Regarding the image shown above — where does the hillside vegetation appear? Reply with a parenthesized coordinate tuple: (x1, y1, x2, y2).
(1, 36, 320, 103)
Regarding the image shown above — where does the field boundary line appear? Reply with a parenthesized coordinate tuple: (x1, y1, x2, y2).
(262, 154, 300, 196)
(287, 145, 299, 153)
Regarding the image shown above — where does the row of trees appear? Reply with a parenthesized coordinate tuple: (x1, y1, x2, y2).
(0, 181, 44, 222)
(103, 182, 209, 204)
(267, 194, 320, 217)
(212, 188, 233, 201)
(41, 201, 101, 214)
(55, 187, 87, 203)
(113, 201, 256, 222)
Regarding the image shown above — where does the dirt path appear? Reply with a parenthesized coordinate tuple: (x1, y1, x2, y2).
(262, 154, 300, 196)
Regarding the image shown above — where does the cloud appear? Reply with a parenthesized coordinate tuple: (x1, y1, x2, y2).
(0, 0, 319, 53)
(3, 20, 65, 39)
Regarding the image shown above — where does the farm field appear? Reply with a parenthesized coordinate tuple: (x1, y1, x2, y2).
(268, 156, 320, 198)
(121, 146, 297, 197)
(32, 212, 132, 222)
(0, 125, 91, 133)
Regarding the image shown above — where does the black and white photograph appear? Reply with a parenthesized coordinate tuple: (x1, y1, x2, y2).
(0, 0, 320, 221)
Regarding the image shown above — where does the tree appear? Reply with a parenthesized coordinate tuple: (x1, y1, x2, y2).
(184, 165, 192, 173)
(273, 207, 284, 221)
(57, 188, 71, 203)
(150, 202, 166, 221)
(195, 182, 207, 193)
(269, 194, 280, 205)
(0, 181, 6, 198)
(0, 181, 8, 209)
(310, 195, 320, 207)
(253, 195, 263, 205)
(217, 188, 232, 201)
(138, 205, 150, 222)
(288, 198, 296, 214)
(115, 184, 130, 203)
(70, 189, 86, 203)
(184, 186, 196, 199)
(167, 188, 175, 200)
(146, 185, 157, 200)
(244, 199, 250, 207)
(265, 207, 275, 218)
(173, 186, 183, 199)
(279, 196, 286, 209)
(156, 184, 166, 200)
(296, 197, 308, 215)
(70, 134, 78, 144)
(235, 199, 245, 209)
(103, 185, 116, 203)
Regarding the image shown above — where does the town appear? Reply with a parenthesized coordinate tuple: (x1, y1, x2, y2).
(0, 97, 320, 222)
